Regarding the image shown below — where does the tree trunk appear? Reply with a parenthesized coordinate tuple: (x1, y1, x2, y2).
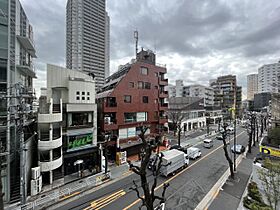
(256, 121, 259, 142)
(248, 132, 252, 153)
(141, 174, 153, 210)
(260, 118, 263, 137)
(252, 117, 256, 146)
(222, 139, 234, 179)
(178, 128, 181, 146)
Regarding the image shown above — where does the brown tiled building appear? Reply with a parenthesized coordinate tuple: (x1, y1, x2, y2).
(97, 49, 168, 157)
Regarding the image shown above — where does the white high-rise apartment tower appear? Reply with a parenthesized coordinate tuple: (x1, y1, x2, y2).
(247, 74, 258, 100)
(66, 0, 109, 89)
(258, 61, 280, 93)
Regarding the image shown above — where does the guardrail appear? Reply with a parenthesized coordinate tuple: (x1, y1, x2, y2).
(21, 173, 110, 210)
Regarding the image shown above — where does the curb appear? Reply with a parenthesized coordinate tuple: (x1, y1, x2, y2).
(47, 166, 132, 210)
(195, 146, 248, 210)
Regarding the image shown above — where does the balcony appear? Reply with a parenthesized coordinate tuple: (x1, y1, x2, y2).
(106, 102, 117, 107)
(39, 155, 63, 172)
(38, 136, 62, 151)
(159, 91, 168, 98)
(16, 61, 36, 78)
(38, 100, 62, 123)
(104, 102, 118, 112)
(159, 78, 168, 86)
(38, 112, 62, 123)
(104, 119, 118, 131)
(159, 103, 168, 111)
(16, 35, 37, 58)
(159, 116, 168, 124)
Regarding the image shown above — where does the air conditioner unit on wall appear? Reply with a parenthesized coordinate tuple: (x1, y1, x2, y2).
(31, 166, 41, 180)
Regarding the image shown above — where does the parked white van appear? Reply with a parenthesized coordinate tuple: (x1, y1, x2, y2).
(203, 139, 213, 148)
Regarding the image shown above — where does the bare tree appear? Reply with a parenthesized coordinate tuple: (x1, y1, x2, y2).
(257, 158, 280, 210)
(167, 109, 185, 146)
(220, 123, 235, 179)
(128, 126, 169, 210)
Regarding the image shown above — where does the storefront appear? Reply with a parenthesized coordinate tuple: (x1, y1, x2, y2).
(63, 133, 100, 176)
(63, 146, 100, 175)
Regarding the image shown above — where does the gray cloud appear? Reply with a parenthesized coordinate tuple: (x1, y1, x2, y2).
(21, 0, 280, 99)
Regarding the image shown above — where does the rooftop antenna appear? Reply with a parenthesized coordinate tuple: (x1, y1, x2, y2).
(134, 30, 138, 59)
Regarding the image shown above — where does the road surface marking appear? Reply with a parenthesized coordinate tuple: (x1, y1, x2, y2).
(59, 191, 80, 201)
(83, 189, 126, 210)
(122, 170, 132, 176)
(123, 131, 245, 210)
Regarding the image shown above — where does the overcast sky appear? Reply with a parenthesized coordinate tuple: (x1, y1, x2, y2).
(21, 0, 280, 99)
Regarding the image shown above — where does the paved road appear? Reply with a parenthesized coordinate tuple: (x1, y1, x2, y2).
(56, 127, 247, 210)
(167, 125, 217, 146)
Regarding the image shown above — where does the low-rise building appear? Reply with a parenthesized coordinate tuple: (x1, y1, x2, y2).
(183, 84, 214, 107)
(97, 49, 168, 157)
(168, 97, 222, 132)
(38, 64, 98, 186)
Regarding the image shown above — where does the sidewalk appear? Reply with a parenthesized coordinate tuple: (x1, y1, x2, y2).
(208, 145, 260, 210)
(9, 162, 130, 210)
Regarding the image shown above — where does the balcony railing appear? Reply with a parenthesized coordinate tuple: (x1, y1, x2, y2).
(53, 104, 61, 113)
(159, 78, 168, 86)
(106, 102, 117, 107)
(40, 128, 61, 141)
(67, 124, 93, 130)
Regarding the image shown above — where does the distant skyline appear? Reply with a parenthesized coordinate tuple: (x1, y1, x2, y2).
(21, 0, 280, 99)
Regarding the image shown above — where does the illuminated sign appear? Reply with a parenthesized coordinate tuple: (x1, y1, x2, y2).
(260, 145, 280, 157)
(68, 134, 93, 150)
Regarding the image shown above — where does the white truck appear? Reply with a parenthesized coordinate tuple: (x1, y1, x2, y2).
(187, 147, 202, 159)
(160, 149, 189, 177)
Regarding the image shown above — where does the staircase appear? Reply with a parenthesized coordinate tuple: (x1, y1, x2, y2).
(10, 176, 20, 203)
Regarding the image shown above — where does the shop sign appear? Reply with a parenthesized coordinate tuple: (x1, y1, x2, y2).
(260, 145, 280, 157)
(68, 134, 93, 150)
(127, 127, 136, 137)
(137, 112, 146, 122)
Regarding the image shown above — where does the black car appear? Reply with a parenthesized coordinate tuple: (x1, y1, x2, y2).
(169, 144, 188, 154)
(216, 135, 223, 140)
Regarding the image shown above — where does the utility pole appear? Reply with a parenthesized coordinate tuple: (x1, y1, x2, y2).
(3, 83, 34, 205)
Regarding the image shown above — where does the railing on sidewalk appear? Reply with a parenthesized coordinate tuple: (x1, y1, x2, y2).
(21, 172, 110, 210)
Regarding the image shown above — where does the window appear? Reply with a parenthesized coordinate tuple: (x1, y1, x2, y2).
(82, 92, 85, 95)
(140, 67, 148, 75)
(143, 96, 148, 103)
(76, 96, 80, 100)
(87, 92, 90, 95)
(144, 82, 151, 89)
(68, 112, 93, 127)
(76, 91, 80, 95)
(82, 97, 85, 100)
(129, 82, 134, 88)
(87, 97, 90, 100)
(138, 81, 144, 89)
(124, 113, 137, 123)
(138, 81, 151, 89)
(124, 95, 131, 103)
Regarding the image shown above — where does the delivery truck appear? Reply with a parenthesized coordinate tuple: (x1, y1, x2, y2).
(187, 147, 202, 159)
(160, 149, 189, 177)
